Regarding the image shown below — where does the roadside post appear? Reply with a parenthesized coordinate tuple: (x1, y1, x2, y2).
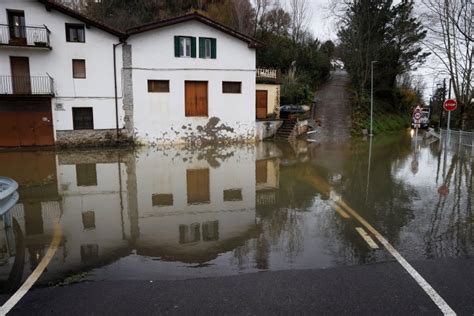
(413, 105, 422, 140)
(443, 99, 457, 146)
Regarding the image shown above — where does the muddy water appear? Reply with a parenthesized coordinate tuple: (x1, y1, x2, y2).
(0, 132, 472, 292)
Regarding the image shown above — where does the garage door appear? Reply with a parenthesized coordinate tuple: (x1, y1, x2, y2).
(0, 98, 54, 147)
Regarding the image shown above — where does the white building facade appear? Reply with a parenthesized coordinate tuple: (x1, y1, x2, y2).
(126, 15, 259, 145)
(0, 0, 127, 147)
(0, 2, 261, 148)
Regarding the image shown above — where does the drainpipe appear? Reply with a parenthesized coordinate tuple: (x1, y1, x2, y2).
(113, 41, 125, 141)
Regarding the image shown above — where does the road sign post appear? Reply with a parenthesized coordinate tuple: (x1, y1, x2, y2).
(443, 99, 457, 133)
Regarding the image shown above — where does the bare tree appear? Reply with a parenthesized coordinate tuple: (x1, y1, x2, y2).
(289, 0, 312, 43)
(253, 0, 272, 36)
(421, 0, 473, 129)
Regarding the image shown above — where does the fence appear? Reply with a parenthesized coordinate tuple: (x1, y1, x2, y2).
(0, 75, 54, 95)
(440, 129, 474, 157)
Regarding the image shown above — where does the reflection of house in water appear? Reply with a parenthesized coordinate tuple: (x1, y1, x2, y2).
(0, 151, 61, 291)
(0, 145, 263, 288)
(133, 147, 259, 263)
(256, 142, 281, 207)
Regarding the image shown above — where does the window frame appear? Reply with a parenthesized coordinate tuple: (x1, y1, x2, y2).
(148, 80, 170, 93)
(72, 59, 86, 79)
(72, 107, 94, 130)
(222, 81, 242, 94)
(65, 23, 86, 43)
(180, 37, 192, 57)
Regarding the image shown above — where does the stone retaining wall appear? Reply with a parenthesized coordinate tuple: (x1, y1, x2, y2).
(55, 129, 133, 148)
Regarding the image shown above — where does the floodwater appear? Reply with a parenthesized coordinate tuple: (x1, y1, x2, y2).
(0, 132, 472, 292)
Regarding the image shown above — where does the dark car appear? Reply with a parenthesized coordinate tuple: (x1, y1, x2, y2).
(279, 105, 310, 118)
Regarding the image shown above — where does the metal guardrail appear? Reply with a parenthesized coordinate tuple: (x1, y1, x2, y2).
(0, 75, 54, 95)
(0, 24, 51, 48)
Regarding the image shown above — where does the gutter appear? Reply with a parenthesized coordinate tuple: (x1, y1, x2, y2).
(113, 40, 126, 140)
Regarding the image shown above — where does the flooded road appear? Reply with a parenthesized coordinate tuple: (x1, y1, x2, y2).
(0, 132, 472, 296)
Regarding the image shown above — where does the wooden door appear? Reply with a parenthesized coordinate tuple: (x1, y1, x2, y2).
(10, 57, 31, 94)
(185, 81, 208, 117)
(187, 169, 210, 204)
(256, 90, 268, 119)
(0, 112, 20, 147)
(256, 160, 268, 184)
(17, 112, 36, 146)
(7, 10, 26, 45)
(33, 111, 54, 146)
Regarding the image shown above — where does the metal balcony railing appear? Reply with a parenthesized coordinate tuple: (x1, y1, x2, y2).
(256, 68, 281, 83)
(0, 24, 51, 48)
(0, 75, 54, 95)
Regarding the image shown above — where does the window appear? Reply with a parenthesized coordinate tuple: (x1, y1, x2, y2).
(174, 36, 196, 58)
(82, 211, 96, 230)
(152, 194, 173, 206)
(187, 169, 210, 204)
(202, 221, 219, 241)
(179, 223, 201, 244)
(148, 80, 169, 93)
(76, 163, 97, 187)
(199, 37, 216, 59)
(66, 23, 85, 42)
(223, 81, 242, 94)
(72, 107, 94, 130)
(223, 189, 243, 201)
(80, 244, 99, 263)
(72, 59, 86, 78)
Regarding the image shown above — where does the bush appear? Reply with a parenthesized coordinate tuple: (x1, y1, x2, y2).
(281, 76, 314, 105)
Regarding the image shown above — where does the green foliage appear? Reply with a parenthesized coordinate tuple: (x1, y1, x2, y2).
(281, 76, 314, 105)
(338, 0, 428, 108)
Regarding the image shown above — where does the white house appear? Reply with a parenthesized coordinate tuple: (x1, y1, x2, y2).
(0, 2, 263, 148)
(126, 13, 260, 145)
(0, 0, 126, 147)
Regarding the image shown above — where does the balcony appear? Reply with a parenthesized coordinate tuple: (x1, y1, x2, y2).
(256, 68, 281, 84)
(0, 24, 51, 49)
(0, 75, 54, 96)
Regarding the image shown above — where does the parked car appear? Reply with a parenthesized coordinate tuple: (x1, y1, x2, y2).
(280, 105, 311, 118)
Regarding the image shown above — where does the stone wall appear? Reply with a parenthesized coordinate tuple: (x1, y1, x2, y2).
(122, 44, 134, 138)
(256, 120, 283, 141)
(55, 129, 133, 148)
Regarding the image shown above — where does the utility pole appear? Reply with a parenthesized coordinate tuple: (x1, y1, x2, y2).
(370, 61, 377, 136)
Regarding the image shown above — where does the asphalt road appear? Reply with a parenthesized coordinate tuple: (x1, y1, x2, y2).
(1, 258, 473, 315)
(313, 70, 352, 141)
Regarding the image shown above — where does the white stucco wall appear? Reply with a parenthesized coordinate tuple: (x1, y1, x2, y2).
(128, 20, 257, 145)
(0, 0, 124, 134)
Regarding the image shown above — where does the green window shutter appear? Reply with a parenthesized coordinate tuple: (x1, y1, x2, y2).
(174, 36, 180, 57)
(211, 38, 217, 59)
(191, 37, 197, 58)
(199, 37, 205, 58)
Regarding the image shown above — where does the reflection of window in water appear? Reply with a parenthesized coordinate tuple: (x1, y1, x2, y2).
(223, 189, 243, 201)
(24, 202, 44, 236)
(76, 163, 98, 187)
(256, 160, 268, 184)
(179, 223, 201, 244)
(202, 221, 219, 241)
(186, 169, 210, 204)
(82, 211, 95, 230)
(152, 194, 173, 206)
(81, 244, 99, 263)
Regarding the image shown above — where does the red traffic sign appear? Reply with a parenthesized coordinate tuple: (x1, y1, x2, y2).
(414, 112, 422, 120)
(443, 99, 457, 111)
